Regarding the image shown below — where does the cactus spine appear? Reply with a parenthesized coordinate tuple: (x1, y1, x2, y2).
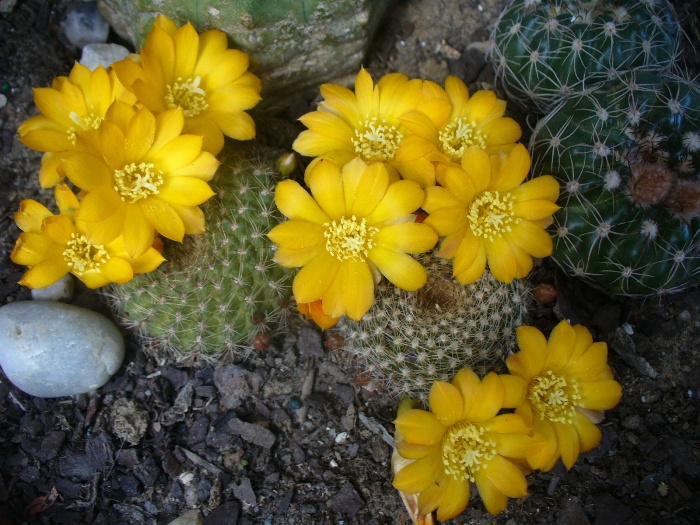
(106, 146, 295, 364)
(490, 0, 680, 113)
(336, 253, 530, 400)
(530, 71, 700, 295)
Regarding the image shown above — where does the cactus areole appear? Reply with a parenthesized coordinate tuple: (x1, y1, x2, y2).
(490, 0, 680, 113)
(530, 72, 700, 295)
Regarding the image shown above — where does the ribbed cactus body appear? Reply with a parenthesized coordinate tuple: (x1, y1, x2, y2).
(530, 71, 700, 295)
(336, 254, 530, 400)
(490, 0, 680, 113)
(107, 146, 294, 364)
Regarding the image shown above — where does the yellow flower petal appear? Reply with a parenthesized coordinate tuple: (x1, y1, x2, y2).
(369, 246, 427, 292)
(544, 319, 577, 372)
(141, 199, 184, 244)
(130, 247, 166, 274)
(373, 222, 437, 253)
(554, 421, 580, 470)
(19, 258, 69, 289)
(566, 341, 610, 380)
(342, 159, 388, 217)
(14, 200, 52, 233)
(474, 470, 509, 515)
(304, 159, 345, 219)
(578, 380, 623, 410)
(77, 186, 122, 223)
(158, 176, 215, 206)
(508, 326, 548, 380)
(428, 380, 464, 427)
(483, 454, 528, 498)
(125, 106, 156, 161)
(183, 116, 224, 156)
(394, 409, 446, 446)
(62, 152, 112, 191)
(292, 251, 339, 303)
(508, 220, 554, 258)
(208, 110, 256, 141)
(76, 269, 111, 289)
(298, 110, 353, 143)
(485, 235, 518, 283)
(481, 117, 522, 148)
(433, 473, 470, 522)
(500, 375, 527, 409)
(511, 174, 560, 204)
(452, 367, 480, 402)
(147, 134, 203, 172)
(392, 448, 442, 495)
(171, 203, 205, 235)
(169, 151, 220, 180)
(273, 245, 325, 268)
(424, 207, 467, 237)
(274, 180, 329, 224)
(395, 439, 438, 460)
(267, 220, 326, 252)
(293, 129, 350, 158)
(322, 258, 375, 320)
(460, 147, 492, 193)
(573, 410, 603, 452)
(366, 180, 424, 226)
(122, 205, 158, 257)
(11, 232, 53, 265)
(490, 143, 530, 192)
(463, 372, 505, 422)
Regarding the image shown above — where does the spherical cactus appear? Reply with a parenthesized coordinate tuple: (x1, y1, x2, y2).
(106, 145, 295, 364)
(530, 70, 700, 295)
(490, 0, 680, 113)
(335, 253, 531, 400)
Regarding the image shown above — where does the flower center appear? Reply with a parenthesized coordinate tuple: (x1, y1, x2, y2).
(324, 215, 379, 262)
(67, 110, 104, 145)
(165, 76, 209, 117)
(114, 162, 164, 203)
(63, 233, 110, 274)
(528, 370, 581, 424)
(442, 421, 496, 482)
(439, 117, 487, 161)
(351, 117, 403, 163)
(468, 191, 520, 241)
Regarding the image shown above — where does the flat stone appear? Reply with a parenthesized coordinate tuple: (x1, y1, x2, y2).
(203, 502, 239, 525)
(30, 274, 74, 302)
(327, 482, 364, 517)
(0, 301, 125, 397)
(80, 42, 130, 70)
(228, 418, 276, 449)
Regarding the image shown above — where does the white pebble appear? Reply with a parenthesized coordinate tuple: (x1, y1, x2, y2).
(0, 301, 124, 397)
(30, 274, 74, 302)
(80, 43, 130, 70)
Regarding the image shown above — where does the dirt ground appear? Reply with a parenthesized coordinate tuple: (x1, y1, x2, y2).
(1, 1, 699, 524)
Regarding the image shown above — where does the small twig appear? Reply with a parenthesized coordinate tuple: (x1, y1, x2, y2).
(8, 392, 28, 411)
(176, 446, 224, 476)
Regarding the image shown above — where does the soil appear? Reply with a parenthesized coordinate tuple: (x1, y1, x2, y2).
(1, 1, 699, 525)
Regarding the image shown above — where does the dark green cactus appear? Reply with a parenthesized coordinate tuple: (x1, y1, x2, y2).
(335, 253, 531, 400)
(530, 71, 700, 295)
(106, 146, 295, 364)
(490, 0, 680, 113)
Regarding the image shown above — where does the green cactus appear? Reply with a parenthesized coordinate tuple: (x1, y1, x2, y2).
(490, 0, 680, 113)
(530, 71, 700, 295)
(335, 253, 530, 400)
(96, 0, 392, 108)
(106, 146, 295, 364)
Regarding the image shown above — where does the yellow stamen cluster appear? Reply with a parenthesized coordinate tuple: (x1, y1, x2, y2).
(324, 215, 379, 262)
(63, 233, 110, 274)
(113, 162, 164, 203)
(468, 191, 520, 241)
(165, 76, 209, 117)
(528, 370, 581, 424)
(439, 118, 487, 161)
(66, 110, 104, 145)
(442, 421, 497, 482)
(352, 117, 403, 163)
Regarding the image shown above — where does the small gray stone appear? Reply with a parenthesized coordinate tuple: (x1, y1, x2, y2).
(228, 418, 276, 449)
(327, 482, 364, 517)
(213, 365, 263, 410)
(0, 301, 124, 397)
(30, 274, 74, 302)
(64, 1, 110, 47)
(80, 42, 130, 70)
(232, 477, 257, 506)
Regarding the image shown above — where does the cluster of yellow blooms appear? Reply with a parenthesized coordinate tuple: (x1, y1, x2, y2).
(11, 14, 261, 289)
(268, 68, 560, 326)
(393, 319, 622, 519)
(271, 69, 623, 519)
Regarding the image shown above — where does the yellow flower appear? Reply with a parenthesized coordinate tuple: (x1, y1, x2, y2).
(297, 300, 339, 330)
(10, 184, 164, 289)
(292, 68, 448, 186)
(423, 144, 560, 284)
(112, 14, 261, 155)
(61, 102, 219, 258)
(506, 320, 623, 471)
(267, 157, 438, 321)
(17, 62, 134, 188)
(392, 369, 540, 519)
(410, 77, 522, 169)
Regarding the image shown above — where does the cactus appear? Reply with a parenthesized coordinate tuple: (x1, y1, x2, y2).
(490, 0, 680, 113)
(97, 0, 392, 108)
(106, 145, 295, 365)
(335, 253, 530, 400)
(530, 70, 700, 295)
